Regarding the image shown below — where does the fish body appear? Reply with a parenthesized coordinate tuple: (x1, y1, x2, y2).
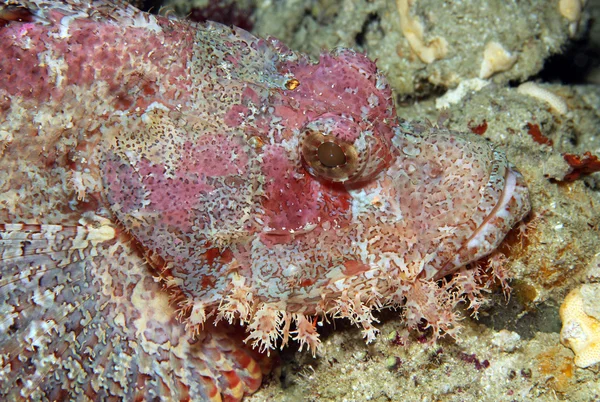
(0, 1, 530, 400)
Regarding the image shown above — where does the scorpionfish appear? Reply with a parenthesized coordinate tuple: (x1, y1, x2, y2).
(0, 0, 530, 400)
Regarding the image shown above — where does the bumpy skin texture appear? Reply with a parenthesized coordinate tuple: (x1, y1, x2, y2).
(0, 1, 530, 400)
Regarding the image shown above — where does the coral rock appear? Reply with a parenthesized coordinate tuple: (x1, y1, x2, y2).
(560, 285, 600, 368)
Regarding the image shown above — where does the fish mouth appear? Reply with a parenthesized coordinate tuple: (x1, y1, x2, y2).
(431, 165, 530, 281)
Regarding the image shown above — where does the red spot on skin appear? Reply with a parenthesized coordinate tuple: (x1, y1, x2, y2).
(204, 248, 221, 265)
(203, 248, 233, 266)
(526, 123, 553, 146)
(342, 260, 369, 276)
(201, 275, 216, 289)
(562, 152, 600, 181)
(299, 278, 315, 287)
(114, 93, 134, 110)
(142, 82, 157, 96)
(468, 120, 488, 135)
(321, 184, 351, 214)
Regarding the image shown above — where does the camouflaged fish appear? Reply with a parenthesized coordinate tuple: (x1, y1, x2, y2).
(0, 0, 530, 400)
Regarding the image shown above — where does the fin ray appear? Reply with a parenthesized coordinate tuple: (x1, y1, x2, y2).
(0, 221, 268, 400)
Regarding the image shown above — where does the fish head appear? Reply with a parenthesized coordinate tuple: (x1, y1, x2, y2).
(100, 39, 530, 347)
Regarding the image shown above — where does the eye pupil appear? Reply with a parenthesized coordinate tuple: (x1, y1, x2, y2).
(317, 142, 346, 167)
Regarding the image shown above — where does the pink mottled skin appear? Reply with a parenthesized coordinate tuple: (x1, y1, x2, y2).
(0, 1, 530, 401)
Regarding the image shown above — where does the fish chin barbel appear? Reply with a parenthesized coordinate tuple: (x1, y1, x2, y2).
(0, 1, 530, 400)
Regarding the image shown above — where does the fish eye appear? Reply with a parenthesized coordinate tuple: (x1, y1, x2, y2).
(301, 129, 362, 182)
(300, 114, 390, 184)
(317, 141, 346, 167)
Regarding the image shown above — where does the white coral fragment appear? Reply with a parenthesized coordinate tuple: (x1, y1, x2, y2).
(559, 284, 600, 368)
(479, 41, 517, 79)
(517, 82, 568, 115)
(396, 0, 448, 64)
(435, 78, 490, 109)
(559, 0, 586, 37)
(559, 0, 583, 22)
